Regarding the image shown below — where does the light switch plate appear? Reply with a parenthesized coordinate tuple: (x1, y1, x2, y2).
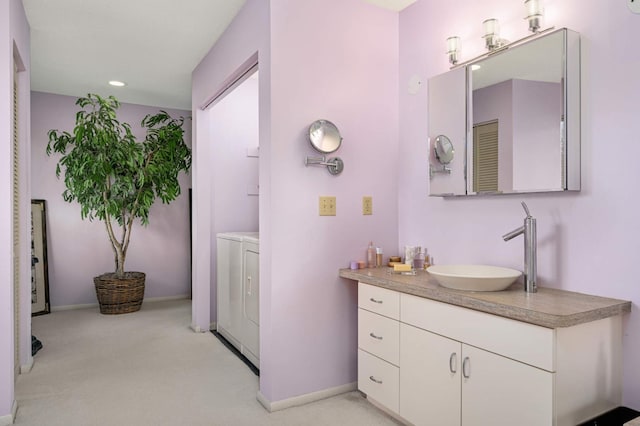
(629, 0, 640, 14)
(362, 196, 373, 215)
(319, 196, 336, 216)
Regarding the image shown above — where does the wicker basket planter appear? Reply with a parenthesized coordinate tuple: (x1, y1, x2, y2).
(94, 272, 146, 314)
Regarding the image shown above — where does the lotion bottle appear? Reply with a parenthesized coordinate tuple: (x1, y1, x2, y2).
(367, 242, 376, 268)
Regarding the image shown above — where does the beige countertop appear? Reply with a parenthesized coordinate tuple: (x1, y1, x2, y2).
(339, 267, 631, 329)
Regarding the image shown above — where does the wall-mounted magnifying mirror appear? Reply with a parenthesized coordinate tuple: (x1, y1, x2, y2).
(309, 119, 342, 153)
(430, 135, 454, 178)
(305, 119, 344, 175)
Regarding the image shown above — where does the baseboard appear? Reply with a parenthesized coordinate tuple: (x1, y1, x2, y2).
(51, 294, 190, 312)
(0, 400, 17, 426)
(145, 295, 190, 303)
(257, 382, 357, 413)
(21, 356, 34, 374)
(51, 302, 98, 312)
(189, 320, 216, 334)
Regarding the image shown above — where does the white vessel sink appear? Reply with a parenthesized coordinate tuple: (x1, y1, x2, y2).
(427, 264, 521, 292)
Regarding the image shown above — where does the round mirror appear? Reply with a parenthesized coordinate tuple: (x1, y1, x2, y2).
(309, 119, 342, 154)
(434, 135, 454, 165)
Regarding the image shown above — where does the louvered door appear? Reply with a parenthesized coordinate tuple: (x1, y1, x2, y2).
(473, 120, 499, 193)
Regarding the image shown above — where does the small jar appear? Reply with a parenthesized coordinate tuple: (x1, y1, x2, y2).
(413, 249, 425, 270)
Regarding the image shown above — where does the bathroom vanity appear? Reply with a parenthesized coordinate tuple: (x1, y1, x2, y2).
(340, 268, 631, 426)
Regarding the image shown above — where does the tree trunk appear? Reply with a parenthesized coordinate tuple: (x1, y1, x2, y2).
(115, 245, 126, 277)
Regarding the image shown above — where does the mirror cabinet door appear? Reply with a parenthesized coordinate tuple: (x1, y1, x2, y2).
(428, 66, 467, 196)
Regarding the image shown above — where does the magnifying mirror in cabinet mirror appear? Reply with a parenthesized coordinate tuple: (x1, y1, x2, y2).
(430, 135, 455, 178)
(305, 119, 344, 175)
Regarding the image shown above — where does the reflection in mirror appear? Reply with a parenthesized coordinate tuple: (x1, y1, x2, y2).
(430, 135, 455, 179)
(467, 28, 580, 195)
(435, 135, 455, 164)
(308, 119, 342, 154)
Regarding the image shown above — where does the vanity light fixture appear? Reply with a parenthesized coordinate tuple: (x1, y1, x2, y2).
(482, 18, 505, 51)
(108, 80, 126, 87)
(446, 36, 461, 65)
(524, 0, 544, 33)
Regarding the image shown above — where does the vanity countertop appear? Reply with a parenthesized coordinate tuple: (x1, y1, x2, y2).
(340, 267, 631, 329)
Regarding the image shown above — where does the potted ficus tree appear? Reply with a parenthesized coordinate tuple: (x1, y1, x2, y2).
(47, 94, 191, 314)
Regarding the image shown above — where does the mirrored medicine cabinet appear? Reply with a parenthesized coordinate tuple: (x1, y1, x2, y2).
(428, 28, 581, 197)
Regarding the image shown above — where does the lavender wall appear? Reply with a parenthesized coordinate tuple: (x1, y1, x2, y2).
(192, 0, 399, 404)
(266, 0, 398, 402)
(399, 0, 640, 409)
(30, 92, 192, 308)
(191, 0, 269, 337)
(1, 0, 30, 420)
(208, 76, 259, 320)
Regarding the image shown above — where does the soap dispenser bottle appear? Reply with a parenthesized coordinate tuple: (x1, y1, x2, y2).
(367, 242, 376, 268)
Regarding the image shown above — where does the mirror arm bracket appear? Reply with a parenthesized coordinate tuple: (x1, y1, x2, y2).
(305, 156, 344, 175)
(429, 164, 452, 179)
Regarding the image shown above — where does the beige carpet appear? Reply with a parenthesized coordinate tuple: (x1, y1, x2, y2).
(15, 299, 399, 426)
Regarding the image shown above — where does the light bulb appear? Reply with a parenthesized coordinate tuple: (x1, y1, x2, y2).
(524, 0, 543, 32)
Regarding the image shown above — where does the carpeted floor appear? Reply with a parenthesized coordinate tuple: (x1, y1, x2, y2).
(15, 299, 399, 426)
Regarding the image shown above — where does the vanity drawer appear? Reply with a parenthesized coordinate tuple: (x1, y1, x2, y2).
(401, 293, 555, 371)
(358, 282, 400, 320)
(358, 308, 399, 366)
(358, 349, 399, 413)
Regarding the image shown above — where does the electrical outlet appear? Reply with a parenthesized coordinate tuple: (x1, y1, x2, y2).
(362, 196, 373, 215)
(319, 196, 336, 216)
(629, 0, 640, 14)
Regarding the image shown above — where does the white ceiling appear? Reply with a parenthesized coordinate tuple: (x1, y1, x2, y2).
(22, 0, 415, 110)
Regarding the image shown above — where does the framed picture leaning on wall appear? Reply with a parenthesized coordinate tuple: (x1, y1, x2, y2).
(31, 199, 50, 315)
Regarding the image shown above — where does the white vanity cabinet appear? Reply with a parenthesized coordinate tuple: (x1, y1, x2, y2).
(400, 323, 552, 426)
(357, 283, 400, 412)
(216, 232, 259, 368)
(356, 282, 623, 426)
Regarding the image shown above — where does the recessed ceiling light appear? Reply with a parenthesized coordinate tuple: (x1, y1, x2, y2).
(108, 80, 126, 87)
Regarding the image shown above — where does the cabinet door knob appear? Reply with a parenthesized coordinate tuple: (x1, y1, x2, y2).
(369, 332, 383, 340)
(449, 352, 458, 374)
(462, 356, 471, 379)
(369, 297, 383, 304)
(369, 376, 383, 384)
(247, 276, 252, 295)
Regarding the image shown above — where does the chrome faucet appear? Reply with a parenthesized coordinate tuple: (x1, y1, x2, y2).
(502, 202, 537, 293)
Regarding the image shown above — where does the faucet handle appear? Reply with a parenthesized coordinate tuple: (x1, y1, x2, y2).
(521, 201, 532, 218)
